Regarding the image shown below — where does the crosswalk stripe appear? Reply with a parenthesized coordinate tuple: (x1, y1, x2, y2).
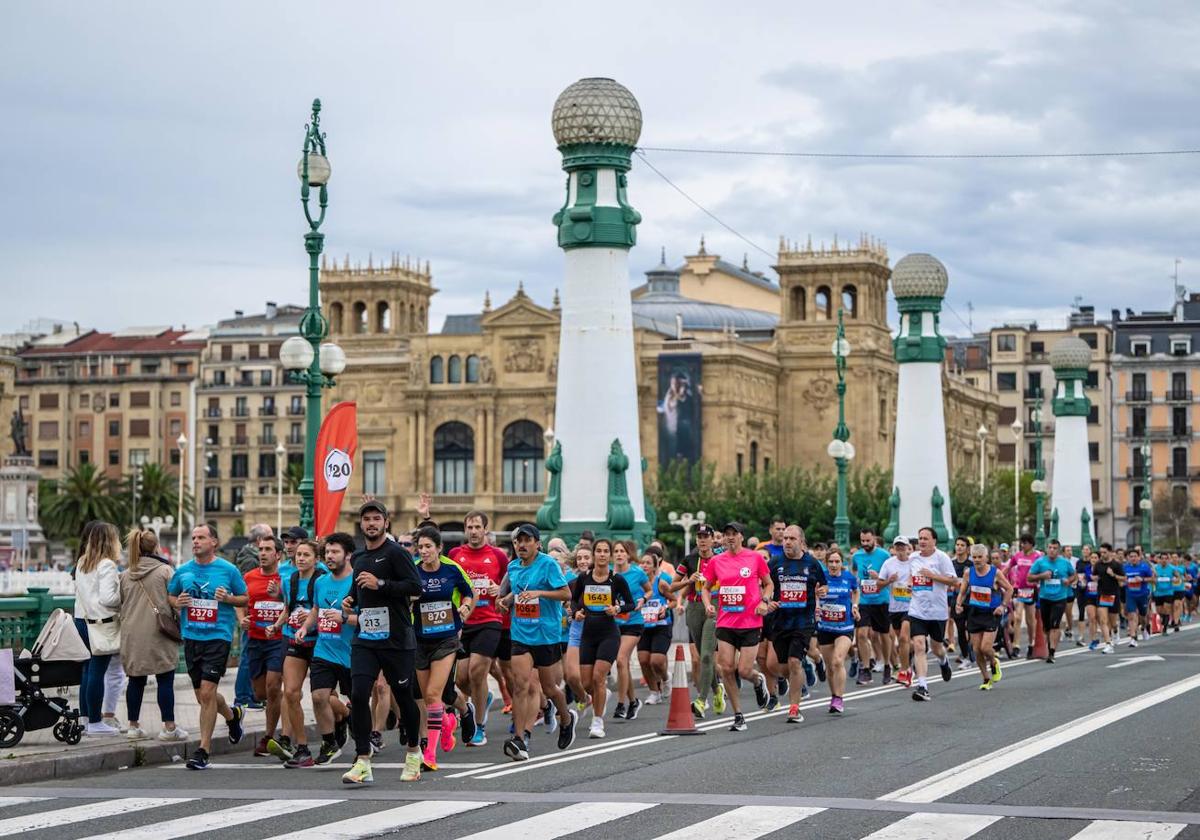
(1066, 820, 1187, 840)
(455, 801, 656, 840)
(0, 797, 189, 834)
(76, 797, 337, 839)
(264, 800, 495, 839)
(0, 797, 49, 808)
(860, 813, 1002, 839)
(646, 805, 824, 839)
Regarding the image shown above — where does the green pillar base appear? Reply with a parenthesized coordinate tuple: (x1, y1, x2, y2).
(547, 519, 655, 552)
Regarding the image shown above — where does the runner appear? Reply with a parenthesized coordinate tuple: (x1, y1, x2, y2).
(562, 545, 592, 713)
(498, 524, 578, 760)
(701, 522, 773, 732)
(815, 548, 858, 715)
(297, 531, 355, 766)
(948, 537, 972, 667)
(340, 500, 424, 786)
(612, 539, 651, 720)
(168, 525, 246, 770)
(1171, 553, 1187, 631)
(669, 524, 725, 719)
(1186, 554, 1198, 623)
(904, 527, 957, 700)
(757, 517, 788, 703)
(269, 538, 326, 765)
(764, 524, 825, 723)
(637, 549, 675, 706)
(852, 527, 892, 686)
(1121, 547, 1153, 647)
(569, 537, 634, 739)
(877, 536, 916, 687)
(412, 525, 475, 772)
(956, 543, 1013, 689)
(448, 509, 509, 748)
(1004, 534, 1042, 659)
(1073, 545, 1093, 646)
(1028, 539, 1076, 662)
(239, 534, 285, 759)
(1093, 543, 1124, 654)
(1152, 553, 1179, 636)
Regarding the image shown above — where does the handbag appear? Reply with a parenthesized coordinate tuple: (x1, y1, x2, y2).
(87, 616, 122, 655)
(136, 577, 183, 643)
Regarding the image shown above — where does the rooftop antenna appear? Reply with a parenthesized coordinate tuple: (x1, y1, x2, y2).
(966, 301, 974, 333)
(1173, 258, 1183, 302)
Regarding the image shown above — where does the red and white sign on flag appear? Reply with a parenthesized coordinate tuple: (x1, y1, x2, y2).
(314, 401, 357, 538)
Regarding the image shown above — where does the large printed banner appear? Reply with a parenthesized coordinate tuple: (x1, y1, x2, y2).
(314, 401, 357, 538)
(656, 354, 702, 465)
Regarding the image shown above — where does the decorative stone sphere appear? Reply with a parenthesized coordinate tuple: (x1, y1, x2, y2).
(891, 253, 949, 299)
(552, 78, 642, 148)
(1050, 336, 1093, 371)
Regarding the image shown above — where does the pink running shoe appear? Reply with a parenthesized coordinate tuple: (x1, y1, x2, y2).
(440, 710, 458, 753)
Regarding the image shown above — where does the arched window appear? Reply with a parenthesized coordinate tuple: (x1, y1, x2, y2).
(409, 307, 418, 332)
(502, 420, 544, 494)
(447, 355, 463, 383)
(466, 355, 480, 383)
(376, 301, 390, 333)
(429, 355, 444, 384)
(433, 422, 474, 494)
(399, 303, 408, 334)
(750, 440, 759, 473)
(790, 287, 806, 321)
(815, 286, 832, 321)
(329, 302, 343, 334)
(842, 285, 858, 319)
(353, 301, 368, 334)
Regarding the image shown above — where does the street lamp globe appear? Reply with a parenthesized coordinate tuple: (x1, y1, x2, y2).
(977, 424, 987, 441)
(1030, 479, 1047, 494)
(275, 441, 287, 458)
(667, 512, 679, 524)
(318, 342, 346, 376)
(831, 336, 852, 358)
(1140, 443, 1152, 458)
(280, 336, 315, 371)
(297, 152, 331, 187)
(1010, 420, 1023, 438)
(177, 432, 187, 449)
(696, 511, 706, 522)
(827, 439, 847, 459)
(1139, 498, 1152, 511)
(843, 442, 856, 461)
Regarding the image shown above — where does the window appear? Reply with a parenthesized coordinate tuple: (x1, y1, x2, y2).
(231, 453, 249, 478)
(1172, 446, 1187, 476)
(289, 395, 303, 415)
(249, 344, 260, 360)
(261, 397, 276, 416)
(109, 393, 120, 408)
(108, 449, 120, 466)
(78, 420, 90, 437)
(240, 370, 254, 387)
(376, 301, 390, 333)
(262, 423, 275, 444)
(1171, 339, 1191, 356)
(1131, 407, 1145, 435)
(1030, 341, 1045, 355)
(212, 370, 227, 385)
(1091, 479, 1100, 501)
(260, 370, 272, 387)
(998, 406, 1017, 426)
(790, 287, 807, 321)
(354, 301, 368, 334)
(466, 355, 480, 383)
(1131, 340, 1150, 357)
(232, 486, 245, 509)
(176, 362, 190, 375)
(1085, 369, 1099, 389)
(750, 441, 759, 473)
(79, 449, 90, 465)
(448, 355, 462, 384)
(140, 361, 158, 375)
(764, 457, 771, 473)
(1026, 371, 1042, 397)
(1132, 445, 1146, 475)
(814, 286, 832, 321)
(1171, 372, 1188, 399)
(1027, 442, 1038, 470)
(129, 449, 148, 466)
(841, 285, 858, 319)
(107, 420, 119, 436)
(129, 419, 150, 437)
(430, 356, 444, 384)
(39, 393, 59, 410)
(433, 422, 475, 494)
(1088, 405, 1099, 425)
(1080, 332, 1098, 349)
(996, 334, 1016, 352)
(38, 450, 58, 468)
(37, 421, 59, 440)
(998, 443, 1015, 462)
(1088, 442, 1100, 462)
(289, 422, 302, 444)
(330, 302, 343, 334)
(206, 453, 219, 479)
(363, 450, 386, 495)
(221, 345, 233, 361)
(736, 453, 744, 475)
(1172, 406, 1188, 436)
(1131, 373, 1147, 399)
(80, 393, 90, 408)
(235, 397, 248, 417)
(169, 418, 182, 436)
(997, 372, 1017, 391)
(169, 449, 180, 466)
(207, 424, 218, 442)
(204, 487, 220, 513)
(170, 391, 181, 407)
(258, 452, 276, 478)
(1132, 485, 1146, 509)
(115, 363, 128, 376)
(878, 397, 887, 432)
(502, 421, 544, 494)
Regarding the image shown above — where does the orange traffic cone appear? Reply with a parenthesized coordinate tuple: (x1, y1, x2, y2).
(659, 645, 704, 736)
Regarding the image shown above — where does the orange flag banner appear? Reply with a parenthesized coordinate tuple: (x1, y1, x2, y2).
(314, 401, 357, 538)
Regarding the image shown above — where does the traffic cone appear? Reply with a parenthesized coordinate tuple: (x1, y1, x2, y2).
(1032, 611, 1049, 659)
(659, 645, 704, 736)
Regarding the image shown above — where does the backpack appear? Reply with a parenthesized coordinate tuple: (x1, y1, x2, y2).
(288, 567, 327, 614)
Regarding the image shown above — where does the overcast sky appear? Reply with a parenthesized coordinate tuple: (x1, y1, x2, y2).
(4, 1, 1197, 338)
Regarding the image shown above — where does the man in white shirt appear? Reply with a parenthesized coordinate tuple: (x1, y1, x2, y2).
(906, 526, 957, 700)
(877, 536, 915, 688)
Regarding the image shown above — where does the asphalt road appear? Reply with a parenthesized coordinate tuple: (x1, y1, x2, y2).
(4, 624, 1200, 839)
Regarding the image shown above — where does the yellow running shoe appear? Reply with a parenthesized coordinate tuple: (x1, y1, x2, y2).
(713, 683, 727, 715)
(979, 682, 992, 691)
(341, 758, 373, 786)
(401, 750, 422, 782)
(990, 659, 1003, 685)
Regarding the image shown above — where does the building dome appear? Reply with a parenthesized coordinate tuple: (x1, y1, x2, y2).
(552, 78, 642, 148)
(1050, 336, 1092, 371)
(891, 253, 949, 299)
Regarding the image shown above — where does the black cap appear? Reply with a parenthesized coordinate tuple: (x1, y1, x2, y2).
(283, 526, 308, 540)
(723, 522, 746, 536)
(514, 523, 541, 541)
(695, 524, 715, 537)
(358, 500, 389, 518)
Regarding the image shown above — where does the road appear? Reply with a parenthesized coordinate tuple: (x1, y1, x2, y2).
(3, 624, 1200, 839)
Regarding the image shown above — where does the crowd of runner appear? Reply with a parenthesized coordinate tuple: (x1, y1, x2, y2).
(167, 502, 1198, 784)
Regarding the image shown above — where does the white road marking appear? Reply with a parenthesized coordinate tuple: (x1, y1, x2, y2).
(167, 761, 490, 770)
(646, 805, 823, 839)
(1066, 820, 1186, 840)
(881, 671, 1200, 803)
(77, 798, 334, 839)
(264, 800, 494, 839)
(1108, 655, 1164, 668)
(0, 797, 49, 807)
(861, 813, 1003, 839)
(455, 801, 655, 840)
(0, 798, 189, 833)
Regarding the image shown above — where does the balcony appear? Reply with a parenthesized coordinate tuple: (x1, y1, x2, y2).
(1024, 421, 1055, 435)
(1167, 467, 1195, 480)
(259, 406, 277, 416)
(1172, 426, 1194, 439)
(287, 404, 305, 416)
(232, 407, 251, 418)
(1023, 388, 1047, 400)
(232, 436, 250, 446)
(286, 433, 303, 445)
(1166, 390, 1193, 403)
(1124, 391, 1151, 403)
(1124, 426, 1190, 440)
(257, 436, 277, 446)
(204, 408, 223, 418)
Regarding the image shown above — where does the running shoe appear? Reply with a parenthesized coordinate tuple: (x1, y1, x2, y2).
(483, 690, 494, 725)
(1046, 651, 1056, 663)
(872, 658, 882, 673)
(1088, 640, 1099, 651)
(855, 671, 872, 686)
(542, 702, 555, 729)
(1012, 645, 1021, 658)
(801, 684, 811, 700)
(776, 676, 789, 696)
(939, 660, 953, 682)
(829, 697, 844, 715)
(369, 731, 384, 754)
(753, 673, 770, 710)
(421, 741, 438, 772)
(958, 659, 974, 671)
(713, 684, 727, 714)
(990, 659, 1002, 684)
(315, 741, 342, 765)
(625, 698, 641, 721)
(244, 699, 265, 711)
(729, 713, 747, 732)
(285, 746, 315, 769)
(1075, 638, 1084, 647)
(802, 660, 816, 687)
(1129, 638, 1139, 648)
(440, 711, 458, 753)
(470, 726, 487, 747)
(786, 704, 803, 724)
(1025, 648, 1035, 660)
(613, 702, 627, 720)
(227, 705, 244, 745)
(645, 691, 662, 705)
(267, 736, 294, 762)
(691, 699, 706, 720)
(557, 708, 578, 750)
(401, 751, 422, 782)
(589, 718, 606, 739)
(979, 681, 992, 691)
(882, 664, 893, 685)
(1102, 643, 1114, 654)
(816, 659, 827, 682)
(912, 686, 931, 701)
(848, 659, 859, 679)
(185, 747, 210, 770)
(157, 726, 188, 742)
(342, 758, 373, 785)
(897, 669, 912, 688)
(503, 735, 529, 762)
(335, 714, 349, 748)
(502, 703, 513, 715)
(766, 692, 779, 712)
(253, 735, 271, 757)
(460, 701, 477, 744)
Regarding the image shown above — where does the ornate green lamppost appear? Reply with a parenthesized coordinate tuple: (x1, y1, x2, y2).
(1139, 441, 1153, 552)
(827, 310, 855, 546)
(280, 99, 345, 533)
(1030, 388, 1048, 550)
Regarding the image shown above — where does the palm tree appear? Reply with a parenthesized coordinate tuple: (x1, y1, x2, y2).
(284, 461, 304, 494)
(122, 462, 193, 524)
(40, 463, 127, 543)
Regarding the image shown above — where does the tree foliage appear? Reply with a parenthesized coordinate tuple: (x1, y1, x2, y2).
(122, 462, 192, 523)
(40, 463, 127, 544)
(1152, 485, 1197, 551)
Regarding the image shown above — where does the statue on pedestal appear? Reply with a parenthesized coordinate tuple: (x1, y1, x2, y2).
(10, 409, 29, 457)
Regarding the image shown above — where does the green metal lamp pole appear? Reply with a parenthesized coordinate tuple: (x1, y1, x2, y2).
(1032, 387, 1047, 550)
(829, 310, 854, 547)
(1140, 441, 1153, 553)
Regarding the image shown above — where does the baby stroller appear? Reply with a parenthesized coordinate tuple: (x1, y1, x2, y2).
(0, 608, 89, 747)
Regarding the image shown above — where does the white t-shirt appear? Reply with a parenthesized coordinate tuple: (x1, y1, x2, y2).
(879, 556, 913, 613)
(908, 549, 956, 621)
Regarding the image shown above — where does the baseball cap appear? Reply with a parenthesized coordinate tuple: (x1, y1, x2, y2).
(723, 521, 746, 536)
(695, 524, 715, 537)
(514, 523, 541, 541)
(999, 542, 1010, 551)
(358, 499, 389, 518)
(283, 526, 308, 540)
(892, 535, 912, 547)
